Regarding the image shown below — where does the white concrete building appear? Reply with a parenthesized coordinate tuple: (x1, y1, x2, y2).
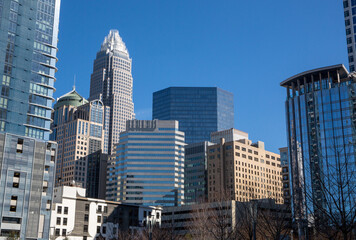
(50, 186, 161, 240)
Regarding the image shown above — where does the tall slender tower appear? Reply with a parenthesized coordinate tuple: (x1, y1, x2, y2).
(343, 0, 356, 72)
(0, 0, 61, 238)
(89, 30, 135, 154)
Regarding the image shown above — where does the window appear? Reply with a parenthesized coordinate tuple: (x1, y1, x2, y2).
(97, 215, 101, 223)
(348, 46, 353, 53)
(56, 217, 61, 225)
(102, 226, 106, 234)
(344, 1, 349, 8)
(16, 139, 23, 153)
(97, 205, 102, 213)
(83, 225, 88, 232)
(156, 212, 160, 219)
(345, 10, 350, 17)
(10, 196, 17, 212)
(97, 226, 101, 233)
(85, 204, 89, 211)
(104, 206, 108, 213)
(62, 229, 67, 236)
(349, 56, 354, 63)
(55, 229, 60, 236)
(84, 214, 89, 222)
(13, 172, 20, 188)
(64, 207, 68, 214)
(103, 216, 107, 223)
(346, 28, 351, 35)
(63, 218, 67, 225)
(57, 206, 62, 214)
(346, 19, 351, 26)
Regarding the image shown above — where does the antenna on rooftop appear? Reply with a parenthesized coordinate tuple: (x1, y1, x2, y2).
(73, 74, 76, 90)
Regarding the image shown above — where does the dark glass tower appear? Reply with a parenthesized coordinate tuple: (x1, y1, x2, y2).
(281, 64, 356, 238)
(152, 87, 234, 144)
(0, 0, 60, 238)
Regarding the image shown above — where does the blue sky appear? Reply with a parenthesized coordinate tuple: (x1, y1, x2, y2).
(55, 0, 347, 152)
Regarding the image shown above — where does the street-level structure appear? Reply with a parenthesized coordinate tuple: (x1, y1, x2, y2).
(50, 186, 161, 239)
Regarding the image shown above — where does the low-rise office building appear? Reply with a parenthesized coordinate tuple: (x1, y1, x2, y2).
(50, 186, 161, 240)
(162, 199, 291, 238)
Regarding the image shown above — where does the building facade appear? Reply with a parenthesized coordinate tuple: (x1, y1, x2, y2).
(107, 120, 185, 206)
(162, 199, 290, 238)
(207, 135, 283, 204)
(279, 147, 291, 206)
(51, 89, 108, 199)
(184, 141, 213, 204)
(89, 30, 135, 154)
(281, 64, 356, 237)
(343, 0, 356, 72)
(152, 87, 234, 144)
(50, 186, 161, 240)
(0, 0, 61, 238)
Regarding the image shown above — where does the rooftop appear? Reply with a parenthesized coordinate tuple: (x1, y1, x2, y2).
(100, 29, 129, 55)
(54, 87, 88, 109)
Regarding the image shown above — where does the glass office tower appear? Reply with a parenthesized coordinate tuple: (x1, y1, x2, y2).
(281, 64, 356, 237)
(184, 141, 213, 204)
(107, 120, 185, 206)
(0, 0, 61, 238)
(152, 87, 234, 144)
(343, 0, 356, 72)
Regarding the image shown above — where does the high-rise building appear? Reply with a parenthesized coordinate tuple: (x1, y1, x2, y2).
(207, 135, 283, 204)
(51, 88, 108, 199)
(0, 0, 60, 238)
(107, 120, 185, 206)
(279, 147, 291, 206)
(281, 64, 356, 237)
(152, 87, 234, 144)
(343, 0, 356, 72)
(184, 141, 214, 204)
(89, 30, 135, 154)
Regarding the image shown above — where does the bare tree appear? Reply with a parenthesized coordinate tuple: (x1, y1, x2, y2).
(302, 137, 356, 240)
(256, 198, 291, 240)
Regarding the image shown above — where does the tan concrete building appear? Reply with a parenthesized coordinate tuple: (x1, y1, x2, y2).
(207, 130, 283, 204)
(51, 88, 108, 198)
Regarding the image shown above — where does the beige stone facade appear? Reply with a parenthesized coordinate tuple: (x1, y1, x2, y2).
(207, 136, 283, 204)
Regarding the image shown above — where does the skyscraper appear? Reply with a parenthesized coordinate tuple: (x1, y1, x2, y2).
(281, 64, 356, 238)
(107, 120, 185, 207)
(343, 0, 356, 71)
(152, 87, 234, 144)
(51, 88, 108, 199)
(89, 30, 135, 154)
(0, 0, 61, 238)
